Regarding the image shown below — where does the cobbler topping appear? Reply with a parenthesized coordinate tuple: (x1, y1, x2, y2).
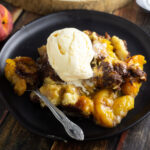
(4, 29, 147, 128)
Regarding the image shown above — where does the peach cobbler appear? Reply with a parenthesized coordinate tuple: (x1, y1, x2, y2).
(5, 28, 147, 127)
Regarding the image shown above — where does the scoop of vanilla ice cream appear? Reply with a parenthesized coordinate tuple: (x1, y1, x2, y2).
(46, 28, 95, 82)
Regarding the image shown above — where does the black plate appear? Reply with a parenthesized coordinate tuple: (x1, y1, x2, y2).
(0, 10, 150, 141)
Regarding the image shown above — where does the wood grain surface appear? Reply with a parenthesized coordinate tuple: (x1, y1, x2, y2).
(4, 0, 132, 15)
(0, 0, 150, 150)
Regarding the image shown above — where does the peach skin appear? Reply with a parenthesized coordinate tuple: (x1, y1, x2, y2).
(0, 4, 13, 41)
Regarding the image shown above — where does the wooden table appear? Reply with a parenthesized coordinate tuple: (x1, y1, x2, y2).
(0, 0, 150, 149)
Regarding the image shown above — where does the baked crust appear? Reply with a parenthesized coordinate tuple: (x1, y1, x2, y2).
(5, 31, 147, 127)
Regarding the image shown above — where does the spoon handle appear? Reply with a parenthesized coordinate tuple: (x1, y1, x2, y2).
(34, 90, 84, 141)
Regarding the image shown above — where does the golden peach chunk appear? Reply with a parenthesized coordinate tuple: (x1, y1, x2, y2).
(76, 96, 94, 116)
(93, 89, 116, 127)
(94, 102, 115, 127)
(121, 80, 141, 97)
(5, 57, 38, 96)
(5, 59, 16, 82)
(111, 36, 129, 61)
(14, 79, 27, 96)
(113, 95, 134, 117)
(127, 55, 146, 70)
(5, 59, 27, 96)
(94, 89, 115, 107)
(93, 89, 134, 127)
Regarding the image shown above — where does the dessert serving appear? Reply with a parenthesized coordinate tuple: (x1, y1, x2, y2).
(4, 28, 147, 128)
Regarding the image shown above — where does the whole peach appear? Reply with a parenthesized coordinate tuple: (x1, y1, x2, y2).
(0, 4, 13, 41)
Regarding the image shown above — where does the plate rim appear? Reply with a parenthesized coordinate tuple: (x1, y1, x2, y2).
(0, 9, 150, 141)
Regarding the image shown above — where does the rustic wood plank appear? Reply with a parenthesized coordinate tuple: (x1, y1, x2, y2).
(121, 116, 150, 150)
(140, 14, 150, 35)
(0, 114, 52, 150)
(12, 11, 40, 33)
(116, 131, 128, 150)
(51, 137, 120, 150)
(12, 8, 23, 23)
(4, 0, 133, 15)
(113, 0, 150, 26)
(0, 110, 8, 125)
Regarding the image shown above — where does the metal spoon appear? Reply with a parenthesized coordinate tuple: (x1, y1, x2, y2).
(136, 0, 150, 11)
(34, 90, 84, 141)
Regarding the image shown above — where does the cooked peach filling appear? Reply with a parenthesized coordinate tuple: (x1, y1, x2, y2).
(5, 31, 147, 128)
